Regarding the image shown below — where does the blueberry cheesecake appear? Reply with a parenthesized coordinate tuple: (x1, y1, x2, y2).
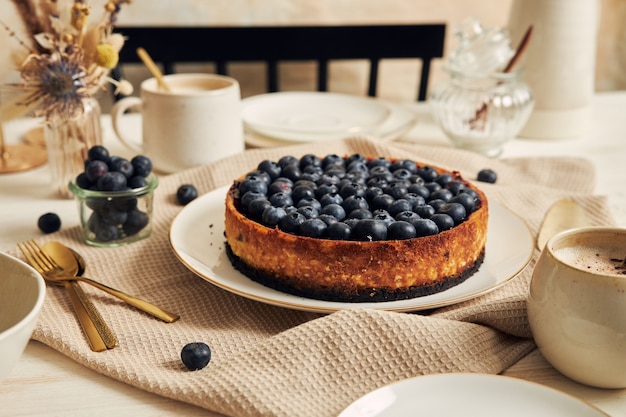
(224, 154, 488, 302)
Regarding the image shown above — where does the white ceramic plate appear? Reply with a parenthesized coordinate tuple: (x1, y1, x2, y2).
(245, 101, 417, 148)
(169, 186, 533, 313)
(242, 92, 391, 142)
(338, 373, 609, 417)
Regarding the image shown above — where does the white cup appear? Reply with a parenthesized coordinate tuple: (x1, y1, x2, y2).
(111, 73, 244, 173)
(527, 227, 626, 388)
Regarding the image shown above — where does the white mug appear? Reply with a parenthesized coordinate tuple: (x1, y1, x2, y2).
(527, 226, 626, 388)
(111, 73, 244, 173)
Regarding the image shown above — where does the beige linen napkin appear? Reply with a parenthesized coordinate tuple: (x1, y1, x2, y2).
(15, 137, 616, 417)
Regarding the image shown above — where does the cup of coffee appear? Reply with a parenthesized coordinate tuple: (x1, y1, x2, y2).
(111, 73, 244, 173)
(527, 226, 626, 388)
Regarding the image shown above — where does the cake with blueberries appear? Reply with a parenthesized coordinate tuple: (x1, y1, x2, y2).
(224, 154, 488, 302)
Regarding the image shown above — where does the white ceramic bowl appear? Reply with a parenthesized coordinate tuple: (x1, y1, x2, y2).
(0, 251, 46, 382)
(528, 227, 626, 388)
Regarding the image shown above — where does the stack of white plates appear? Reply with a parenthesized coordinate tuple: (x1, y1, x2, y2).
(242, 92, 417, 148)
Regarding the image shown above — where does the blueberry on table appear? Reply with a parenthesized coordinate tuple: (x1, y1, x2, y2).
(38, 212, 61, 234)
(477, 169, 498, 184)
(176, 184, 199, 205)
(181, 342, 211, 371)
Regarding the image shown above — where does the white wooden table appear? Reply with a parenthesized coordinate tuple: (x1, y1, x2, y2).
(1, 92, 625, 416)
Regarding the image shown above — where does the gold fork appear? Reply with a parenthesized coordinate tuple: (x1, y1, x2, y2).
(18, 240, 118, 351)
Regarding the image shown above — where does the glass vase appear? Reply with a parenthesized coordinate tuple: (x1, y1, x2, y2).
(44, 97, 103, 198)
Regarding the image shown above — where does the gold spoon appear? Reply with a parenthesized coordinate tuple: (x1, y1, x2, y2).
(136, 47, 171, 92)
(41, 242, 118, 349)
(43, 242, 180, 323)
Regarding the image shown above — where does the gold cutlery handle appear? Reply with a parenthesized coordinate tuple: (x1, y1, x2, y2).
(71, 282, 119, 349)
(64, 282, 108, 352)
(77, 276, 179, 323)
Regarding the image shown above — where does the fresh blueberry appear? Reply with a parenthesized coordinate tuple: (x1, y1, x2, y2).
(326, 222, 352, 240)
(299, 154, 322, 171)
(38, 212, 61, 233)
(477, 169, 498, 184)
(100, 205, 128, 225)
(387, 221, 417, 240)
(300, 218, 327, 238)
(316, 184, 339, 200)
(278, 155, 299, 168)
(435, 173, 454, 186)
(85, 160, 109, 183)
(318, 214, 339, 226)
(339, 182, 367, 199)
(239, 176, 268, 196)
(429, 189, 453, 202)
(430, 213, 455, 231)
(279, 211, 306, 234)
(97, 171, 127, 191)
(321, 203, 346, 221)
(408, 184, 430, 199)
(88, 214, 119, 242)
(394, 210, 421, 223)
(75, 172, 93, 189)
(280, 164, 302, 182)
(257, 160, 282, 179)
(391, 159, 418, 174)
(319, 192, 343, 206)
(123, 209, 149, 235)
(342, 195, 369, 213)
(261, 206, 287, 226)
(268, 178, 293, 195)
(131, 155, 152, 177)
(112, 196, 138, 212)
(403, 193, 426, 210)
(445, 180, 466, 195)
(414, 205, 436, 218)
(428, 199, 447, 211)
(176, 184, 199, 205)
(437, 203, 467, 225)
(371, 194, 395, 211)
(347, 208, 374, 220)
(240, 191, 266, 209)
(388, 199, 412, 217)
(352, 219, 388, 241)
(367, 157, 392, 169)
(322, 154, 344, 168)
(181, 342, 211, 371)
(127, 175, 148, 189)
(247, 198, 272, 218)
(451, 193, 476, 214)
(417, 165, 438, 182)
(413, 219, 439, 237)
(384, 182, 408, 199)
(292, 185, 315, 203)
(269, 192, 293, 208)
(87, 145, 110, 163)
(109, 157, 134, 179)
(372, 210, 395, 226)
(296, 198, 322, 211)
(297, 205, 319, 219)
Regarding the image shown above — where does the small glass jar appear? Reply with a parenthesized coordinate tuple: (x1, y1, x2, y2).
(68, 175, 158, 247)
(429, 67, 534, 157)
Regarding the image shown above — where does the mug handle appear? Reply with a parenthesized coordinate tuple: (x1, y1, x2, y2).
(111, 96, 143, 154)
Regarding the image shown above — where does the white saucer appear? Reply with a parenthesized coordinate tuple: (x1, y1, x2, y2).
(338, 374, 609, 417)
(245, 100, 417, 148)
(242, 92, 392, 143)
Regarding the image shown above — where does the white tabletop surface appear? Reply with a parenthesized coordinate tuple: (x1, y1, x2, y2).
(0, 92, 625, 416)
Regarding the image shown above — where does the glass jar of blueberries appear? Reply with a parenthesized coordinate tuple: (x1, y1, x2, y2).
(68, 145, 158, 247)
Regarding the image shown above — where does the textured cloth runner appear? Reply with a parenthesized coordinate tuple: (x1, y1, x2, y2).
(15, 137, 616, 416)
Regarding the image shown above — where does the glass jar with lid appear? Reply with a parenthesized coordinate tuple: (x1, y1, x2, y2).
(429, 66, 534, 157)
